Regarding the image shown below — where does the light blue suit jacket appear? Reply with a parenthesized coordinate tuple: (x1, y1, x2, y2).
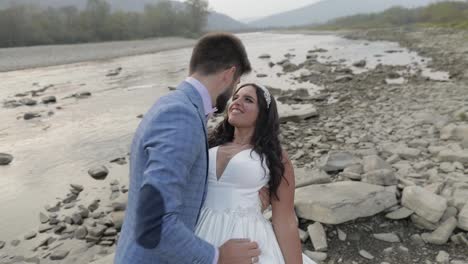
(114, 81, 215, 263)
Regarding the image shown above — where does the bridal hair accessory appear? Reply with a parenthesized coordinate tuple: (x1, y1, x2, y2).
(256, 84, 271, 109)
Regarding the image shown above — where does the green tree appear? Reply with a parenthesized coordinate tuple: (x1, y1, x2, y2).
(184, 0, 209, 34)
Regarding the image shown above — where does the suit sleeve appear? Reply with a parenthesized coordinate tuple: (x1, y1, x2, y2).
(135, 104, 216, 264)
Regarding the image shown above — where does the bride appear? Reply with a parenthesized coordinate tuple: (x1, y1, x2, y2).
(195, 83, 316, 264)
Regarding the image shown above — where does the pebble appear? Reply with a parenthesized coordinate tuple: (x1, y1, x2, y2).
(0, 153, 13, 165)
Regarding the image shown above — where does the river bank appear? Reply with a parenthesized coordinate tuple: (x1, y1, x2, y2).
(0, 30, 467, 263)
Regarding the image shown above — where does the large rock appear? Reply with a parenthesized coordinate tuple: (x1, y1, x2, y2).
(279, 105, 318, 123)
(320, 152, 360, 172)
(440, 124, 468, 141)
(362, 169, 398, 186)
(295, 168, 331, 188)
(402, 186, 447, 223)
(421, 217, 457, 245)
(438, 149, 468, 166)
(458, 203, 468, 231)
(295, 182, 397, 224)
(381, 143, 421, 160)
(307, 222, 327, 252)
(0, 153, 13, 165)
(363, 155, 392, 172)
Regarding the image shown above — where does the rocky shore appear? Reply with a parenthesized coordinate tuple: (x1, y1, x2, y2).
(1, 28, 467, 264)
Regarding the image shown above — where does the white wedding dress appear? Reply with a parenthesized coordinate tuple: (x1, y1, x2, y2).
(195, 146, 316, 264)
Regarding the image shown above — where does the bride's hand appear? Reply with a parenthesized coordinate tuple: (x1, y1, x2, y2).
(259, 186, 270, 213)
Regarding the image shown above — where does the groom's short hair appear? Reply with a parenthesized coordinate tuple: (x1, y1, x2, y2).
(189, 32, 251, 78)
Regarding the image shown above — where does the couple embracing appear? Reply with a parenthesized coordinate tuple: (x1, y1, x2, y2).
(114, 32, 316, 264)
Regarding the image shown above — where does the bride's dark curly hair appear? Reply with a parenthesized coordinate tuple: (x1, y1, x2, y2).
(208, 83, 286, 200)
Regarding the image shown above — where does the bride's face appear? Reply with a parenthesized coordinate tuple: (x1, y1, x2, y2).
(227, 85, 259, 129)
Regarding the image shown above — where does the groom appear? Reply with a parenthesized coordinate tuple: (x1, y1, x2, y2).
(115, 33, 265, 264)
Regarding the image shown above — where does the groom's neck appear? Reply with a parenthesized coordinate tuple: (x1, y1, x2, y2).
(190, 73, 220, 106)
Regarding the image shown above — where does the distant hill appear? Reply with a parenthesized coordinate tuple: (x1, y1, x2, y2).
(206, 11, 248, 31)
(0, 0, 247, 31)
(249, 0, 446, 28)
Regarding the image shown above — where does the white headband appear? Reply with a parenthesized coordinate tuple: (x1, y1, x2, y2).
(256, 84, 271, 109)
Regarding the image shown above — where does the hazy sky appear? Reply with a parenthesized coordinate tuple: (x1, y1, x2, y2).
(201, 0, 321, 21)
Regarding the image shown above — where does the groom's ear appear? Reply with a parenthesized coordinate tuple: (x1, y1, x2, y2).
(222, 66, 237, 82)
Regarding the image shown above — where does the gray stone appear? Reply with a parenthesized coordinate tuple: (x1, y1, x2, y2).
(88, 225, 107, 237)
(295, 168, 331, 188)
(408, 139, 430, 148)
(279, 105, 318, 123)
(362, 169, 398, 186)
(0, 153, 13, 165)
(50, 250, 69, 260)
(103, 228, 117, 236)
(307, 222, 327, 252)
(451, 233, 468, 246)
(39, 212, 49, 223)
(24, 231, 37, 240)
(295, 182, 397, 224)
(411, 214, 438, 230)
(0, 240, 4, 249)
(363, 155, 392, 172)
(298, 228, 309, 242)
(440, 124, 468, 141)
(337, 228, 347, 241)
(19, 98, 37, 106)
(88, 166, 109, 180)
(258, 54, 271, 59)
(441, 207, 458, 222)
(70, 184, 84, 192)
(320, 152, 359, 172)
(38, 224, 53, 233)
(402, 186, 447, 223)
(75, 226, 88, 239)
(10, 239, 20, 246)
(373, 233, 400, 243)
(438, 149, 468, 166)
(381, 143, 421, 160)
(342, 164, 363, 180)
(71, 213, 83, 225)
(24, 112, 41, 120)
(42, 96, 57, 104)
(385, 207, 414, 220)
(111, 211, 125, 231)
(410, 234, 426, 246)
(436, 250, 450, 264)
(304, 250, 327, 262)
(458, 203, 468, 231)
(421, 217, 458, 245)
(359, 250, 374, 260)
(352, 60, 366, 68)
(335, 75, 353, 83)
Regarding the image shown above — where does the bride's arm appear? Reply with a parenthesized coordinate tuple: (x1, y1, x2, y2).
(271, 151, 303, 264)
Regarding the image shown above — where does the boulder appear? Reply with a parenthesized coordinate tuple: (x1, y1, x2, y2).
(421, 217, 457, 245)
(458, 203, 468, 231)
(295, 168, 331, 188)
(320, 152, 360, 172)
(307, 222, 327, 252)
(295, 182, 397, 224)
(402, 186, 447, 223)
(438, 149, 468, 166)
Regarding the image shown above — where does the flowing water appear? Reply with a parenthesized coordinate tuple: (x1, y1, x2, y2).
(0, 32, 448, 241)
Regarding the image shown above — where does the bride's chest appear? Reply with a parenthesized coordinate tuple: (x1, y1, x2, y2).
(208, 147, 270, 188)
